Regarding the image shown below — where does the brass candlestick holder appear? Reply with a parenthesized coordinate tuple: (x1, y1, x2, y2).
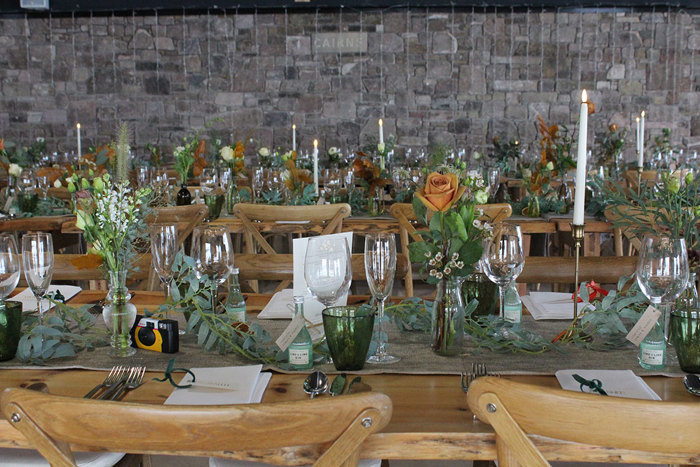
(571, 223, 586, 320)
(636, 166, 643, 195)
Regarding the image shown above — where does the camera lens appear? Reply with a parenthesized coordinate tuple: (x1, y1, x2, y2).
(138, 328, 156, 346)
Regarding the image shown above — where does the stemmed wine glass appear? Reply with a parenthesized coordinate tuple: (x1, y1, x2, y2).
(482, 224, 525, 319)
(200, 168, 219, 195)
(304, 236, 352, 308)
(365, 232, 399, 364)
(21, 232, 54, 325)
(0, 234, 20, 304)
(191, 225, 234, 312)
(636, 235, 689, 344)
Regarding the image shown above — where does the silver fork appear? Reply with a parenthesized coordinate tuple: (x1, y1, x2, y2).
(110, 367, 146, 401)
(461, 363, 489, 393)
(84, 366, 125, 399)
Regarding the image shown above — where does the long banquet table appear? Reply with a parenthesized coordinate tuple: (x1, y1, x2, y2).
(0, 291, 697, 464)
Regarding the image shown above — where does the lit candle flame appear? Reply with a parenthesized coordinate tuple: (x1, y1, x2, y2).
(636, 117, 640, 123)
(76, 123, 81, 129)
(581, 90, 587, 103)
(378, 118, 383, 127)
(292, 124, 296, 129)
(313, 139, 318, 148)
(641, 110, 646, 117)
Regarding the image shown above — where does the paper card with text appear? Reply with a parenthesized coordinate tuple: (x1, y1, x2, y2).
(275, 311, 305, 351)
(292, 231, 353, 324)
(626, 305, 662, 347)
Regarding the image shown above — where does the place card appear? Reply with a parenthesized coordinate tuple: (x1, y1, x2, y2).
(164, 365, 267, 405)
(275, 311, 305, 351)
(13, 285, 82, 312)
(626, 305, 662, 347)
(556, 369, 660, 400)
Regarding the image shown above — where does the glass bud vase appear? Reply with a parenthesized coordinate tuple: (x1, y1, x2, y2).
(103, 270, 137, 357)
(463, 272, 498, 317)
(226, 180, 241, 215)
(431, 277, 465, 356)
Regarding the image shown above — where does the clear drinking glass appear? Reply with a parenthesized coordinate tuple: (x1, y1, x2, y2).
(200, 168, 219, 195)
(304, 236, 352, 308)
(21, 232, 54, 325)
(365, 232, 399, 364)
(482, 224, 525, 319)
(636, 235, 689, 340)
(151, 223, 178, 300)
(191, 225, 234, 312)
(36, 175, 50, 200)
(0, 234, 20, 301)
(17, 169, 36, 194)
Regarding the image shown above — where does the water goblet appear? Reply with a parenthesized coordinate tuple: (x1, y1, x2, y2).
(22, 232, 54, 325)
(200, 168, 218, 196)
(365, 232, 399, 364)
(191, 225, 234, 312)
(0, 234, 21, 302)
(304, 236, 352, 308)
(636, 235, 689, 343)
(482, 224, 525, 319)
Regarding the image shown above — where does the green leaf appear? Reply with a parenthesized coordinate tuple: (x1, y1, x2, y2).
(451, 211, 468, 241)
(412, 196, 428, 225)
(408, 241, 431, 263)
(429, 211, 442, 235)
(53, 343, 77, 358)
(458, 242, 483, 267)
(197, 321, 210, 346)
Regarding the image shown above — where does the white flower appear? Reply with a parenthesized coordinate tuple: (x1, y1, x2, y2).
(53, 179, 62, 188)
(473, 219, 482, 228)
(450, 260, 457, 268)
(8, 163, 21, 177)
(429, 258, 436, 266)
(477, 208, 484, 217)
(220, 146, 234, 162)
(435, 252, 443, 261)
(174, 146, 186, 158)
(522, 168, 532, 178)
(424, 251, 432, 258)
(475, 190, 488, 204)
(436, 272, 443, 279)
(429, 269, 437, 277)
(452, 252, 459, 260)
(36, 137, 45, 143)
(484, 222, 493, 232)
(545, 161, 554, 171)
(456, 261, 464, 269)
(258, 147, 270, 157)
(328, 147, 340, 155)
(378, 142, 385, 153)
(444, 267, 452, 275)
(472, 151, 483, 160)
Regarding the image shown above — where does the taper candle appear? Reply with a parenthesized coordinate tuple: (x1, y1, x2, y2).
(640, 110, 646, 166)
(378, 119, 384, 146)
(76, 123, 82, 159)
(313, 139, 319, 196)
(636, 117, 642, 168)
(572, 90, 588, 226)
(292, 124, 296, 152)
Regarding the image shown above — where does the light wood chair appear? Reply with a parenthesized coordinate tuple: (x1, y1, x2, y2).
(232, 203, 352, 293)
(518, 256, 636, 285)
(0, 388, 392, 467)
(467, 376, 700, 466)
(389, 203, 512, 297)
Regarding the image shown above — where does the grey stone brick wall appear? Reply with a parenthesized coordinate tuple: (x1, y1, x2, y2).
(0, 7, 698, 161)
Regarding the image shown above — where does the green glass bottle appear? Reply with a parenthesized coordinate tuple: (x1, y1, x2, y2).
(503, 281, 522, 324)
(288, 295, 313, 370)
(225, 267, 246, 323)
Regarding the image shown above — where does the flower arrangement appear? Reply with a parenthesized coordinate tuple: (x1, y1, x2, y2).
(536, 115, 576, 178)
(174, 134, 207, 185)
(220, 141, 247, 177)
(279, 150, 316, 205)
(327, 146, 349, 168)
(488, 136, 522, 175)
(595, 123, 626, 171)
(258, 146, 283, 169)
(651, 127, 677, 157)
(408, 168, 491, 283)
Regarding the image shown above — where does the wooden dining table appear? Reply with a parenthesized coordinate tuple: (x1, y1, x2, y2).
(0, 291, 696, 464)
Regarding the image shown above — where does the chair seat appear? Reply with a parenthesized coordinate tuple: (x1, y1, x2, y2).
(0, 449, 125, 467)
(210, 458, 381, 467)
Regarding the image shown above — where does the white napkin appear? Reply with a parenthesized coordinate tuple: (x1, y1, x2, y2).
(522, 292, 591, 320)
(258, 289, 295, 320)
(13, 285, 82, 312)
(164, 365, 270, 405)
(555, 369, 660, 400)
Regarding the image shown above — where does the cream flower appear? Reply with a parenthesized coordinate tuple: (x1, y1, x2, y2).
(220, 146, 234, 162)
(8, 163, 21, 177)
(258, 147, 270, 157)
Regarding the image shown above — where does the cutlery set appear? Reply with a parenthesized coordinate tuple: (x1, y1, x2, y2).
(83, 366, 146, 401)
(302, 371, 371, 398)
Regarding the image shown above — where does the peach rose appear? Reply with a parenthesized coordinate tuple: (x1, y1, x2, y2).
(415, 172, 466, 212)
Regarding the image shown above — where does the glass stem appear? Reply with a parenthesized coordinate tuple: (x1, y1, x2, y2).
(498, 285, 506, 319)
(376, 297, 386, 357)
(211, 279, 218, 313)
(37, 296, 43, 326)
(660, 302, 671, 344)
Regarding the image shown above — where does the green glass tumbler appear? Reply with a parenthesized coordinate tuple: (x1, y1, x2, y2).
(670, 308, 700, 373)
(204, 194, 224, 222)
(322, 306, 375, 371)
(0, 301, 23, 361)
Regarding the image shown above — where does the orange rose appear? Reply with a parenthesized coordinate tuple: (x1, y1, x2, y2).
(415, 172, 466, 212)
(0, 138, 4, 151)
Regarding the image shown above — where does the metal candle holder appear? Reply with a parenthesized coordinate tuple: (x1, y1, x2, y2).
(636, 166, 643, 196)
(571, 223, 585, 320)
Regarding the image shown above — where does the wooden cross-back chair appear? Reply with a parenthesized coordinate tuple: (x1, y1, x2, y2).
(232, 203, 352, 293)
(0, 388, 391, 467)
(467, 377, 700, 466)
(389, 203, 513, 297)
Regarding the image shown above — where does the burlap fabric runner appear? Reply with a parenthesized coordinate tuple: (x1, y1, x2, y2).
(0, 315, 685, 377)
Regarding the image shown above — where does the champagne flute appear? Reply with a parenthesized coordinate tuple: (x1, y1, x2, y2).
(151, 223, 182, 333)
(304, 236, 352, 308)
(0, 234, 20, 303)
(21, 232, 54, 325)
(482, 224, 525, 319)
(191, 225, 234, 312)
(365, 232, 399, 364)
(636, 235, 689, 342)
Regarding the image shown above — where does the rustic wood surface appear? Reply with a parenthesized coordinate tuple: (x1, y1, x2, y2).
(0, 290, 695, 463)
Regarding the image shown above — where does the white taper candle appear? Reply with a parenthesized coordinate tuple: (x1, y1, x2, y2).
(292, 124, 296, 152)
(640, 110, 646, 167)
(76, 123, 82, 159)
(313, 139, 319, 196)
(573, 90, 588, 226)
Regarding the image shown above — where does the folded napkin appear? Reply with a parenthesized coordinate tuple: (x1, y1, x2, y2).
(13, 285, 82, 312)
(522, 292, 591, 320)
(164, 365, 271, 405)
(555, 369, 660, 400)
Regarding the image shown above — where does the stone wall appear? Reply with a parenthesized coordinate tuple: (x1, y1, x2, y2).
(0, 7, 699, 161)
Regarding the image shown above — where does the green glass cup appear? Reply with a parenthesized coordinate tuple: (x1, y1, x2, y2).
(18, 193, 38, 213)
(670, 308, 700, 373)
(322, 306, 375, 371)
(204, 193, 225, 222)
(462, 272, 498, 317)
(0, 301, 23, 361)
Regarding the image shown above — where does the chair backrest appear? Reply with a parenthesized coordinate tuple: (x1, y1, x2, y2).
(467, 376, 700, 466)
(389, 203, 512, 297)
(519, 256, 636, 284)
(0, 388, 392, 467)
(232, 203, 352, 292)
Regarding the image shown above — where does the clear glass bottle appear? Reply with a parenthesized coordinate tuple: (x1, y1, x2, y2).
(287, 295, 313, 370)
(503, 281, 522, 324)
(225, 267, 246, 323)
(639, 318, 666, 370)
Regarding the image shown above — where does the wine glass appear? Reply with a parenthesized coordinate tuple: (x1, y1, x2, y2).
(365, 232, 399, 364)
(482, 224, 525, 319)
(17, 169, 36, 195)
(636, 235, 689, 341)
(21, 232, 54, 325)
(304, 236, 352, 308)
(150, 223, 178, 299)
(36, 175, 50, 200)
(200, 168, 219, 195)
(191, 225, 234, 312)
(0, 234, 20, 303)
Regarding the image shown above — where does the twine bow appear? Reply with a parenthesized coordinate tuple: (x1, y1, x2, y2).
(153, 358, 196, 389)
(572, 374, 607, 396)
